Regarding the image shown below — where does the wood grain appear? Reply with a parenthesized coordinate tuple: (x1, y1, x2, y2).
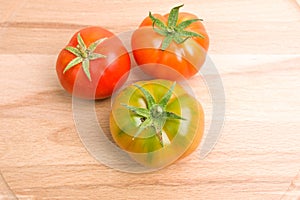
(0, 0, 300, 199)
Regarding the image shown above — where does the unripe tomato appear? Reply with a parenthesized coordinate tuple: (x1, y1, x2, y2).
(110, 79, 204, 168)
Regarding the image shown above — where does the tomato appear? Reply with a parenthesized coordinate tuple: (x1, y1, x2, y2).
(131, 5, 209, 80)
(56, 26, 131, 99)
(109, 79, 204, 168)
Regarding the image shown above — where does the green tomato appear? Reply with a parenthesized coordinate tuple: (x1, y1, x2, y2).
(109, 79, 204, 168)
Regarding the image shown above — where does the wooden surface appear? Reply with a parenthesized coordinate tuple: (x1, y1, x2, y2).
(1, 0, 300, 199)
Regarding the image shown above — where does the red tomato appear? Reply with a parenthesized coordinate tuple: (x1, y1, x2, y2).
(56, 27, 131, 99)
(131, 5, 209, 80)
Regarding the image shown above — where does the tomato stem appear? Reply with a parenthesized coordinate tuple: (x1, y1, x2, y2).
(121, 82, 185, 146)
(149, 4, 205, 51)
(63, 33, 107, 81)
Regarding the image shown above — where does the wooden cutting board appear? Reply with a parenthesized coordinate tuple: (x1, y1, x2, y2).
(0, 0, 300, 199)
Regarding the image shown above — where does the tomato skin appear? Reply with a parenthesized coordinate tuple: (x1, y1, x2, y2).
(109, 79, 204, 168)
(131, 12, 209, 80)
(56, 27, 131, 99)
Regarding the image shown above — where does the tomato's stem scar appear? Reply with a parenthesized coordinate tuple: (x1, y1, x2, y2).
(63, 33, 107, 81)
(149, 4, 204, 51)
(121, 82, 185, 146)
(151, 105, 163, 118)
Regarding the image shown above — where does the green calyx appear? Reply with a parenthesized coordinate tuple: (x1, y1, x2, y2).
(149, 4, 205, 50)
(122, 82, 185, 147)
(63, 33, 107, 81)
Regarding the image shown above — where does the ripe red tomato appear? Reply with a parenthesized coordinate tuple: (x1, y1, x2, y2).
(56, 27, 131, 99)
(131, 5, 209, 80)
